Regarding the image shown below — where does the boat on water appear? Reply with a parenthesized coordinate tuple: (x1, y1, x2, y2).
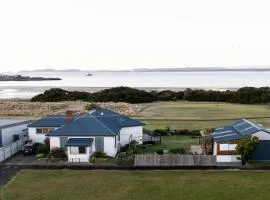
(86, 73, 92, 76)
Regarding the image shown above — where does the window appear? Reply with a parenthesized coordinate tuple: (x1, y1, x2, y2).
(70, 147, 78, 154)
(36, 128, 42, 134)
(60, 137, 68, 148)
(43, 128, 49, 134)
(220, 144, 237, 151)
(70, 146, 86, 154)
(36, 128, 55, 134)
(79, 146, 86, 154)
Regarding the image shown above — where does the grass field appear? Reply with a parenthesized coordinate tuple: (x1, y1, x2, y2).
(137, 101, 270, 130)
(3, 170, 270, 200)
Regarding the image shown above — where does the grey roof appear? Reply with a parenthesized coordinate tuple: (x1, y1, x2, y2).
(28, 115, 80, 127)
(212, 119, 270, 143)
(40, 109, 144, 137)
(65, 138, 94, 147)
(0, 120, 31, 129)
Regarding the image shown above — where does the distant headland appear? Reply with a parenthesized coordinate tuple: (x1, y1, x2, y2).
(17, 67, 270, 73)
(0, 74, 62, 81)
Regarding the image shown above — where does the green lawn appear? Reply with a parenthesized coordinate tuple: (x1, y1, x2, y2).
(3, 170, 270, 200)
(136, 135, 198, 153)
(137, 101, 270, 129)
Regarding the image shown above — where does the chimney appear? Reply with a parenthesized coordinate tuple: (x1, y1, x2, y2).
(66, 110, 73, 122)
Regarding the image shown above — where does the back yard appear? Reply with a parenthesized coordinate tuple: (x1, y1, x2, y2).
(3, 170, 270, 200)
(135, 135, 198, 154)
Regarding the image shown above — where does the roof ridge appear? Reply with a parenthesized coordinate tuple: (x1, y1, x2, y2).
(88, 113, 117, 135)
(47, 113, 88, 136)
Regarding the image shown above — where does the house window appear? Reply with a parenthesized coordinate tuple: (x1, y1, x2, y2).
(70, 146, 86, 154)
(43, 128, 49, 134)
(60, 137, 68, 150)
(220, 144, 237, 151)
(36, 128, 55, 134)
(70, 147, 78, 154)
(79, 146, 86, 154)
(36, 128, 43, 134)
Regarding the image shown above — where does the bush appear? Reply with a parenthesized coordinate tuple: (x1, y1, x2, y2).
(85, 102, 99, 110)
(36, 143, 48, 154)
(156, 149, 164, 155)
(36, 153, 45, 159)
(50, 147, 66, 158)
(31, 86, 270, 104)
(120, 144, 130, 152)
(92, 151, 107, 158)
(143, 141, 156, 145)
(44, 137, 50, 152)
(169, 148, 186, 154)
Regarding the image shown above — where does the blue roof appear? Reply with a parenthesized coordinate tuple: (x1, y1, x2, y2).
(65, 138, 94, 146)
(212, 119, 270, 143)
(28, 115, 80, 128)
(38, 109, 144, 137)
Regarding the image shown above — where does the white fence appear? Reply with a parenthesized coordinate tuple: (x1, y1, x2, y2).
(135, 154, 217, 166)
(0, 136, 28, 162)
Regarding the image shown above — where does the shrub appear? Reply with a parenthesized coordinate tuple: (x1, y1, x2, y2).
(44, 137, 50, 152)
(143, 141, 156, 145)
(36, 143, 48, 154)
(36, 153, 45, 159)
(50, 147, 66, 158)
(92, 151, 107, 158)
(120, 144, 130, 152)
(169, 148, 186, 154)
(156, 149, 164, 155)
(85, 102, 99, 110)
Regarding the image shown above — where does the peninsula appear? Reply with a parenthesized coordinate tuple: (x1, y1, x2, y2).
(0, 75, 61, 81)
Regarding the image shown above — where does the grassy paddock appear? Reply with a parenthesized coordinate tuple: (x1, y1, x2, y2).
(3, 170, 270, 200)
(137, 102, 270, 129)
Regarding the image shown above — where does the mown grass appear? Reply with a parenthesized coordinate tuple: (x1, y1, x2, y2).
(135, 135, 198, 153)
(3, 170, 270, 200)
(137, 102, 270, 129)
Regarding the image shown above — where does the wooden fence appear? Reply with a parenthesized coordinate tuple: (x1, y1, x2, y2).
(0, 136, 28, 162)
(134, 154, 217, 166)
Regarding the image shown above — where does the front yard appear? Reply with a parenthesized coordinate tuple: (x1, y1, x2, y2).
(3, 170, 270, 200)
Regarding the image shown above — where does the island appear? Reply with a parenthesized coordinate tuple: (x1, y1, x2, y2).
(0, 75, 62, 81)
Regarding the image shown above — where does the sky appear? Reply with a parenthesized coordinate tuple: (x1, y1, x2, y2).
(0, 0, 270, 72)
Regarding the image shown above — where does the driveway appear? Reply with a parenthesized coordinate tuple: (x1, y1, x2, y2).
(0, 165, 20, 188)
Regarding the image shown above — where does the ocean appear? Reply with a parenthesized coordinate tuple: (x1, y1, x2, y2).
(0, 71, 270, 99)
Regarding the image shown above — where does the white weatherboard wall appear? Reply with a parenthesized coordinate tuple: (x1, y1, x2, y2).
(28, 127, 58, 144)
(50, 137, 60, 149)
(119, 126, 143, 146)
(216, 155, 240, 163)
(1, 124, 27, 147)
(104, 136, 117, 157)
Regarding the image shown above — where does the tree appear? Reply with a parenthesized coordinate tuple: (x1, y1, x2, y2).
(236, 135, 259, 165)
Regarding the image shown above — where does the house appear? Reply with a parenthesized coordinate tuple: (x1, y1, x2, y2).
(28, 109, 144, 162)
(211, 119, 270, 163)
(0, 120, 30, 148)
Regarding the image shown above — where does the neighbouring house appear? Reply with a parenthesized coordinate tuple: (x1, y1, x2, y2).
(211, 119, 270, 163)
(28, 109, 144, 162)
(0, 120, 30, 148)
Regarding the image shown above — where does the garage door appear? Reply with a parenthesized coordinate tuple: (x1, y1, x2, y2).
(251, 141, 270, 161)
